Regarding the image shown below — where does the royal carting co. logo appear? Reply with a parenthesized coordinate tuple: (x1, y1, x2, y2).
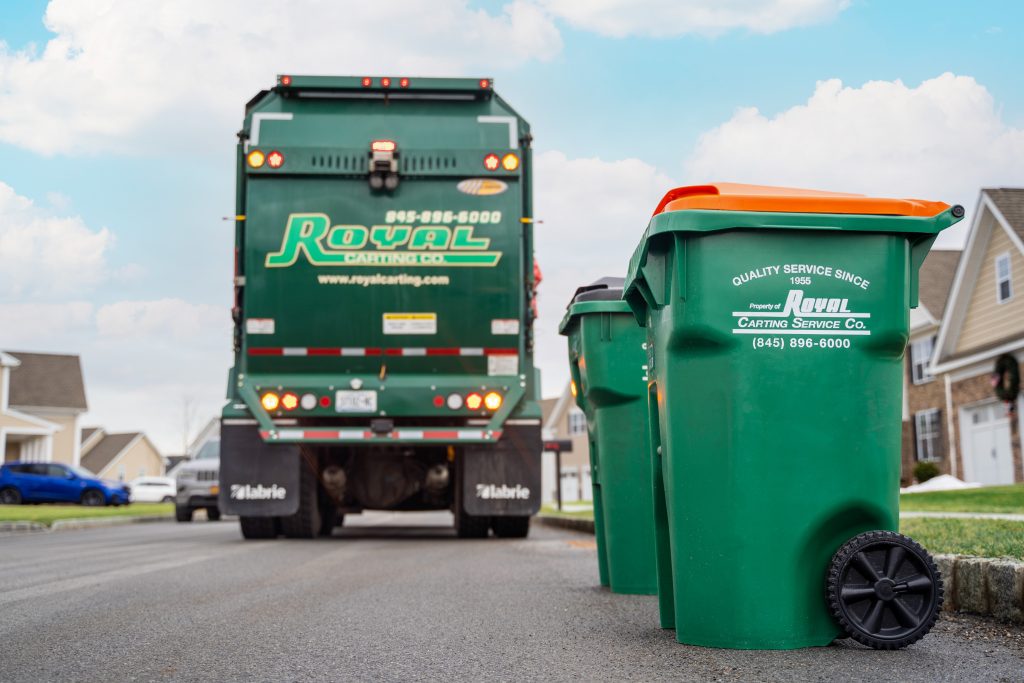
(265, 212, 502, 268)
(230, 484, 287, 500)
(475, 484, 530, 500)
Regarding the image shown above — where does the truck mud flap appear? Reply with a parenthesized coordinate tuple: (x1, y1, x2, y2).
(218, 424, 301, 517)
(461, 424, 541, 516)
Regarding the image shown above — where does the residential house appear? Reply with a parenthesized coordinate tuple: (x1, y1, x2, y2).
(929, 188, 1024, 485)
(80, 428, 165, 481)
(1, 351, 87, 465)
(900, 250, 961, 485)
(540, 384, 591, 503)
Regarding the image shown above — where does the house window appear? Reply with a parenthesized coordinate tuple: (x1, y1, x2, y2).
(910, 335, 936, 384)
(995, 252, 1013, 303)
(914, 409, 942, 462)
(567, 408, 587, 435)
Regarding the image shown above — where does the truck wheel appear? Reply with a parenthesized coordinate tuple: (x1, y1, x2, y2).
(280, 460, 321, 539)
(206, 507, 221, 522)
(827, 530, 942, 650)
(318, 506, 337, 536)
(240, 516, 278, 539)
(175, 505, 193, 522)
(491, 516, 530, 538)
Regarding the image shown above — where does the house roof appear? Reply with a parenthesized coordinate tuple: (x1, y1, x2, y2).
(81, 432, 139, 475)
(4, 351, 88, 411)
(81, 427, 99, 444)
(985, 188, 1024, 243)
(918, 250, 961, 319)
(931, 189, 1024, 372)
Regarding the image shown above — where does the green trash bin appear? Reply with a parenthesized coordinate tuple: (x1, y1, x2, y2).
(559, 278, 659, 596)
(623, 184, 963, 650)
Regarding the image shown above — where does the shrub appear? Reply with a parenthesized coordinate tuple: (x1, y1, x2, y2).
(914, 461, 941, 484)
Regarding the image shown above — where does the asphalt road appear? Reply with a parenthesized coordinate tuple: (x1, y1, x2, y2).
(1, 513, 1021, 683)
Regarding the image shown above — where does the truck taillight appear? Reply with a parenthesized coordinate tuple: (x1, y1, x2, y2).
(300, 393, 317, 410)
(260, 392, 280, 411)
(381, 77, 391, 88)
(281, 393, 299, 411)
(372, 140, 396, 153)
(267, 151, 284, 169)
(362, 77, 372, 87)
(247, 150, 265, 168)
(446, 393, 464, 410)
(465, 393, 483, 411)
(483, 154, 500, 171)
(279, 75, 292, 86)
(479, 79, 490, 89)
(501, 153, 519, 171)
(483, 392, 503, 411)
(400, 78, 410, 88)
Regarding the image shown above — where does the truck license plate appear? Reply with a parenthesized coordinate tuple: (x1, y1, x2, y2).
(335, 390, 377, 413)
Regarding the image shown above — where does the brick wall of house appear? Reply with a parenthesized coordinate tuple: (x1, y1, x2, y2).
(950, 372, 1024, 483)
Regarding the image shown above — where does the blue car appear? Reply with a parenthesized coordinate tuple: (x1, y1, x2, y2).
(0, 462, 130, 506)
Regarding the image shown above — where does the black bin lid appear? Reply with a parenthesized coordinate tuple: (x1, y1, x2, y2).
(568, 276, 625, 307)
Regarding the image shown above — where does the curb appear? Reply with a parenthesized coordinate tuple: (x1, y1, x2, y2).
(0, 515, 173, 535)
(538, 516, 1023, 624)
(537, 515, 595, 534)
(0, 521, 49, 535)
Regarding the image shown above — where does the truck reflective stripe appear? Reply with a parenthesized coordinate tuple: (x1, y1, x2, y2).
(248, 346, 516, 356)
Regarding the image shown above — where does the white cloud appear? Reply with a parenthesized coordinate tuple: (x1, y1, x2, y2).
(533, 151, 672, 396)
(96, 298, 224, 340)
(0, 0, 562, 155)
(0, 181, 113, 298)
(684, 73, 1024, 247)
(539, 0, 849, 38)
(0, 296, 230, 453)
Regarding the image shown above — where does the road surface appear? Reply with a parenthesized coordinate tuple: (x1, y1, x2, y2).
(0, 512, 1021, 682)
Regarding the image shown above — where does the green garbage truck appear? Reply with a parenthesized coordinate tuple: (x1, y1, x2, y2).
(218, 75, 542, 540)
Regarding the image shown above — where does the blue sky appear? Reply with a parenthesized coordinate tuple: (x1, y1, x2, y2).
(1, 0, 1022, 451)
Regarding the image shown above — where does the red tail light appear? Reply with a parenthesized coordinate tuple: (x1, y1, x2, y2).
(400, 78, 410, 88)
(362, 77, 372, 87)
(280, 75, 292, 86)
(267, 151, 284, 169)
(483, 154, 500, 171)
(381, 77, 392, 88)
(479, 79, 490, 89)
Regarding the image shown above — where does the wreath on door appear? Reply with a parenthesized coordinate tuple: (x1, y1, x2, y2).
(991, 354, 1021, 402)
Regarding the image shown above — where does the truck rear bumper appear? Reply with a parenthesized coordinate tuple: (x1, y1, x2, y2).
(261, 427, 503, 444)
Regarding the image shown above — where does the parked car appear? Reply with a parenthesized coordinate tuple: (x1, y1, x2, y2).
(129, 476, 176, 503)
(0, 462, 130, 506)
(175, 439, 221, 522)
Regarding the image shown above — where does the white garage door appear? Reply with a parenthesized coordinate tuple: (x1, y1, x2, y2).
(961, 402, 1014, 485)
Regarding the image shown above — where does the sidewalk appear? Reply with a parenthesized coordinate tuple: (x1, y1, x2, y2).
(900, 511, 1024, 522)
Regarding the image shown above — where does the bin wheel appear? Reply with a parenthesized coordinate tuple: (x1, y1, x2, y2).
(826, 530, 943, 650)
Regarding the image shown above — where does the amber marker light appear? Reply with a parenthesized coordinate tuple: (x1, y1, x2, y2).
(501, 153, 519, 171)
(247, 150, 266, 168)
(465, 392, 484, 411)
(260, 392, 280, 411)
(483, 392, 503, 411)
(570, 380, 577, 398)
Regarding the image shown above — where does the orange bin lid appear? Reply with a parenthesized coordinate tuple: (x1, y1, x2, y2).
(653, 183, 950, 218)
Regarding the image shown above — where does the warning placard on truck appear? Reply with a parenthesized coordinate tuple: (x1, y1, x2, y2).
(383, 313, 437, 335)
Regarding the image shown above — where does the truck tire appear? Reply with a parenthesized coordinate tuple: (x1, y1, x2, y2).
(240, 516, 278, 539)
(491, 516, 530, 538)
(280, 460, 321, 539)
(175, 505, 193, 522)
(206, 507, 221, 521)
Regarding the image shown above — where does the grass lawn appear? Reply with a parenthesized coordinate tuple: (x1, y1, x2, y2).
(0, 502, 173, 527)
(900, 517, 1024, 561)
(900, 484, 1024, 514)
